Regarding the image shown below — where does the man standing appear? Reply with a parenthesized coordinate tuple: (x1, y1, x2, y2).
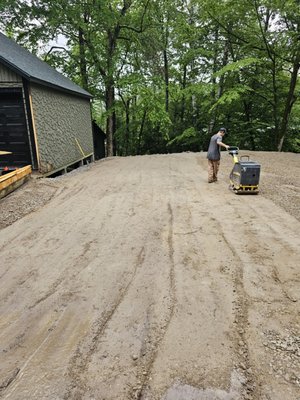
(207, 127, 230, 183)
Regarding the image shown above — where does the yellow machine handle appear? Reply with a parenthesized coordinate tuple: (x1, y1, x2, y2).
(233, 154, 239, 163)
(228, 147, 239, 163)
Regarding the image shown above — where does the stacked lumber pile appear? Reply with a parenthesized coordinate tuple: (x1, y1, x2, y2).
(0, 166, 32, 199)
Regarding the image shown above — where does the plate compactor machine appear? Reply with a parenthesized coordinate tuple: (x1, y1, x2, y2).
(228, 147, 261, 194)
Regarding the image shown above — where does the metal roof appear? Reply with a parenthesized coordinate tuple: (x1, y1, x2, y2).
(0, 32, 92, 99)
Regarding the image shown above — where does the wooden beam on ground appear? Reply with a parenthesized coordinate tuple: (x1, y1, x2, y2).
(0, 166, 32, 199)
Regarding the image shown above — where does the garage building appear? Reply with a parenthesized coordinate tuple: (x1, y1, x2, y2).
(0, 32, 94, 175)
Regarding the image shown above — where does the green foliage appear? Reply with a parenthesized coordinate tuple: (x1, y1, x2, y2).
(1, 0, 299, 154)
(167, 127, 197, 146)
(167, 127, 200, 152)
(213, 58, 263, 78)
(209, 85, 254, 112)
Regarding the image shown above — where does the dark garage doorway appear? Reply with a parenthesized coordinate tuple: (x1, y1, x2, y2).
(92, 121, 106, 160)
(0, 88, 32, 168)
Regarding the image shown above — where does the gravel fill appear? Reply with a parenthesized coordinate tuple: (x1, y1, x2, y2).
(0, 152, 299, 230)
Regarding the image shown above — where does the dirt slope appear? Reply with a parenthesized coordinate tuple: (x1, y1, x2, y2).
(0, 152, 299, 400)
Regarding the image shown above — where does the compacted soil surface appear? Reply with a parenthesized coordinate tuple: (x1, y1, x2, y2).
(0, 152, 299, 400)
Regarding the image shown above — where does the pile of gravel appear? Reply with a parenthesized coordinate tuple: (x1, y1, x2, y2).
(0, 178, 60, 230)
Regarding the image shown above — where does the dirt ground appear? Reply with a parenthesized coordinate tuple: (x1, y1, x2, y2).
(0, 151, 299, 400)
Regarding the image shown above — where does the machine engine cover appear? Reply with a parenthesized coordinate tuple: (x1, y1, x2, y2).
(231, 161, 260, 186)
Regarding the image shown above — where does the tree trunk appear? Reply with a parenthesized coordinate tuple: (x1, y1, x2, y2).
(277, 54, 300, 151)
(78, 27, 88, 90)
(124, 99, 130, 156)
(208, 28, 219, 135)
(104, 1, 134, 156)
(180, 64, 187, 126)
(243, 100, 255, 150)
(270, 59, 280, 149)
(217, 40, 229, 99)
(105, 27, 117, 157)
(106, 82, 115, 157)
(208, 30, 229, 134)
(137, 110, 147, 155)
(163, 48, 169, 113)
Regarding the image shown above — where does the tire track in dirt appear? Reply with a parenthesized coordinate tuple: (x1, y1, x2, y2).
(138, 158, 242, 398)
(168, 155, 295, 399)
(182, 162, 256, 398)
(223, 200, 299, 303)
(178, 178, 254, 397)
(270, 265, 298, 303)
(28, 239, 99, 310)
(133, 203, 177, 400)
(0, 369, 20, 392)
(244, 202, 299, 304)
(1, 306, 68, 399)
(0, 266, 11, 281)
(1, 157, 153, 400)
(63, 247, 146, 399)
(208, 195, 299, 399)
(0, 236, 99, 307)
(0, 176, 122, 312)
(1, 154, 299, 400)
(0, 266, 37, 305)
(207, 207, 277, 399)
(215, 219, 256, 399)
(77, 169, 179, 400)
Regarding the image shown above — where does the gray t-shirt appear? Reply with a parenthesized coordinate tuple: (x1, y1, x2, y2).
(207, 134, 223, 160)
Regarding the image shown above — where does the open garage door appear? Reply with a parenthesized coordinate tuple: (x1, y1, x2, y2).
(0, 88, 32, 168)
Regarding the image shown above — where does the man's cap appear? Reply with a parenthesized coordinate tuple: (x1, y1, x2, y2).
(219, 127, 226, 133)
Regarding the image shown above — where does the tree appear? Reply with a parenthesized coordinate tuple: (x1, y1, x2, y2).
(199, 0, 300, 151)
(1, 0, 151, 156)
(1, 0, 299, 154)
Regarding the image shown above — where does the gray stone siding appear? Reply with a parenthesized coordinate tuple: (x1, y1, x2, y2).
(0, 63, 22, 83)
(30, 84, 93, 173)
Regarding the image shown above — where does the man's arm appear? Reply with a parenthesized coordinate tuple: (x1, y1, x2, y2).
(218, 142, 230, 150)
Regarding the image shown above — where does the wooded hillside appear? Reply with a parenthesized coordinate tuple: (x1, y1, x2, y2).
(1, 0, 299, 155)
